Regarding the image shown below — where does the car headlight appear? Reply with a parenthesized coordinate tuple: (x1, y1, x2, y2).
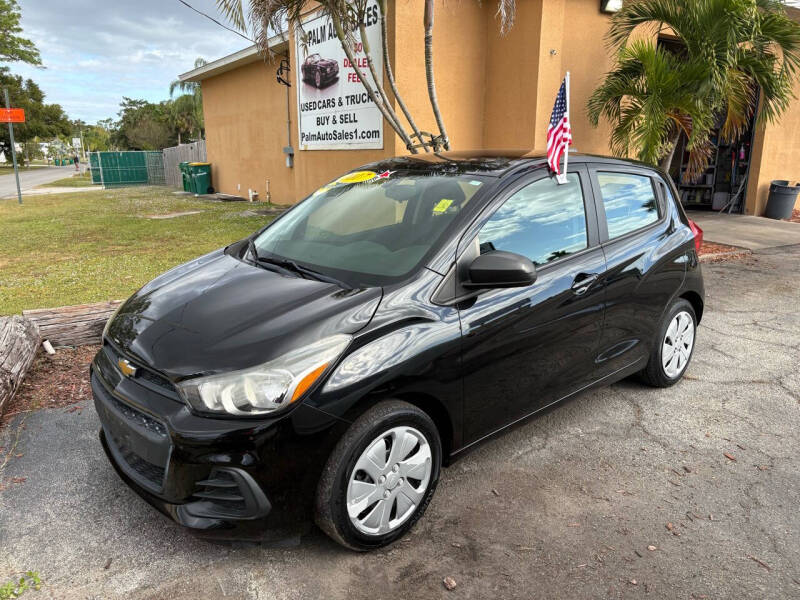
(177, 334, 351, 416)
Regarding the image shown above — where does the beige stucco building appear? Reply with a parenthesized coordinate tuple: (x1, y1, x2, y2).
(180, 0, 800, 216)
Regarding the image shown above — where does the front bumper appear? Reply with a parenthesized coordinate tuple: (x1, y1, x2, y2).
(91, 343, 347, 540)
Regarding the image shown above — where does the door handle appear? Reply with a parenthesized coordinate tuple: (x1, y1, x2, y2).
(571, 273, 599, 296)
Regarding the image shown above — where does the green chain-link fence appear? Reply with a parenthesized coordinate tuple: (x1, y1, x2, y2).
(88, 151, 166, 187)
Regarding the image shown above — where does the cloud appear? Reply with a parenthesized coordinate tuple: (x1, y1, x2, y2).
(11, 0, 247, 122)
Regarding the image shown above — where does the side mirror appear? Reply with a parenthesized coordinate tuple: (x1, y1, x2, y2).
(465, 250, 537, 288)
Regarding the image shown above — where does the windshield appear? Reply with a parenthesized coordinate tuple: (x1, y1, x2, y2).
(253, 170, 486, 286)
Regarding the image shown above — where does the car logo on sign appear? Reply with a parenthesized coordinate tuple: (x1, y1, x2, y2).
(118, 358, 137, 378)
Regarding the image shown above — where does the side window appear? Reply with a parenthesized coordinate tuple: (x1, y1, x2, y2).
(477, 173, 588, 265)
(597, 172, 659, 239)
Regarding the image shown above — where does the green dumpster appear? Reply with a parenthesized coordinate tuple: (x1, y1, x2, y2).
(178, 162, 191, 192)
(55, 158, 60, 166)
(188, 162, 213, 195)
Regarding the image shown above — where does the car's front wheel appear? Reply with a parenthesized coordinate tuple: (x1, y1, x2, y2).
(315, 400, 441, 551)
(640, 298, 697, 387)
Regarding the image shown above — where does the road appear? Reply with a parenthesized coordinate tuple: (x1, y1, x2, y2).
(1, 245, 799, 599)
(0, 165, 77, 199)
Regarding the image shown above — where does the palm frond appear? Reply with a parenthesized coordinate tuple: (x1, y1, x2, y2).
(495, 0, 516, 35)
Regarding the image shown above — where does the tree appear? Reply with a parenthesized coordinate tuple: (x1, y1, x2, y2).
(170, 93, 203, 144)
(170, 57, 207, 96)
(82, 124, 112, 152)
(215, 0, 516, 153)
(0, 0, 41, 66)
(588, 41, 713, 177)
(112, 97, 176, 150)
(0, 68, 71, 159)
(589, 0, 800, 178)
(169, 58, 206, 142)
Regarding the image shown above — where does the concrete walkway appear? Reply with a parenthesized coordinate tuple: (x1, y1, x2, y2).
(691, 212, 800, 250)
(20, 186, 100, 196)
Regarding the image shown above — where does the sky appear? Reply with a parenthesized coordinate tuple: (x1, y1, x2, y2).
(10, 0, 800, 125)
(11, 0, 250, 123)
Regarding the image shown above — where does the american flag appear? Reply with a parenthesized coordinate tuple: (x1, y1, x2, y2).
(547, 77, 572, 176)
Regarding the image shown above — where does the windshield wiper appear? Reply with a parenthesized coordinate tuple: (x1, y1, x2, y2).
(256, 255, 351, 289)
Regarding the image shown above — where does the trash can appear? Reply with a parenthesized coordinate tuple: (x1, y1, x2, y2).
(188, 162, 213, 195)
(178, 162, 191, 192)
(765, 180, 800, 220)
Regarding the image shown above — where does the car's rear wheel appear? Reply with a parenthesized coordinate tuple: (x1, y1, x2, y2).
(315, 400, 441, 551)
(640, 298, 697, 387)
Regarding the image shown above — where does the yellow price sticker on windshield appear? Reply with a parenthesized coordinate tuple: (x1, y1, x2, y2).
(337, 170, 376, 184)
(313, 185, 333, 196)
(432, 199, 453, 214)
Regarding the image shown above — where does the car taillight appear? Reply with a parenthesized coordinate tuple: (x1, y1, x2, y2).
(688, 219, 703, 252)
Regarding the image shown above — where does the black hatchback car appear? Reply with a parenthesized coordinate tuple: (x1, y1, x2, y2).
(93, 150, 704, 550)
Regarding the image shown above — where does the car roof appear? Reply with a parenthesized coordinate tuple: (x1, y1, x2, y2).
(362, 149, 658, 178)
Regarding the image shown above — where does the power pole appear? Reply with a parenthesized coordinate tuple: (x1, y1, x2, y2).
(3, 87, 23, 204)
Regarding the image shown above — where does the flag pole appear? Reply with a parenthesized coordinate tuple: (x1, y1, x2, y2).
(558, 71, 570, 185)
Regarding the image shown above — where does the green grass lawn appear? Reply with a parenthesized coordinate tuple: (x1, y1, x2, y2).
(40, 172, 93, 187)
(0, 186, 271, 315)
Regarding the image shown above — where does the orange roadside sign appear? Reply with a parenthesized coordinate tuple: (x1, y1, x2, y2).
(0, 108, 25, 123)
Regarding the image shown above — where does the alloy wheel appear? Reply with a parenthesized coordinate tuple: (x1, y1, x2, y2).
(346, 426, 432, 536)
(662, 310, 695, 378)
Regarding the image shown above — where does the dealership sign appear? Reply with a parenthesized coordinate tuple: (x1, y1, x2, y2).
(296, 2, 383, 150)
(0, 108, 25, 123)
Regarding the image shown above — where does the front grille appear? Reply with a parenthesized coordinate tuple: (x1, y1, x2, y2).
(107, 392, 167, 436)
(136, 368, 178, 398)
(110, 430, 167, 487)
(92, 370, 172, 493)
(103, 342, 179, 400)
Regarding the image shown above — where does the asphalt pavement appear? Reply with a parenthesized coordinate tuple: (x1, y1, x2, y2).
(1, 245, 799, 599)
(0, 165, 77, 199)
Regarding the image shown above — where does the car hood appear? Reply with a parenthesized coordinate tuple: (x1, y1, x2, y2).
(106, 249, 382, 379)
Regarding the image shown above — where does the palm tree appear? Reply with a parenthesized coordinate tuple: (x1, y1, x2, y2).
(588, 41, 713, 177)
(169, 58, 206, 143)
(170, 94, 203, 145)
(591, 0, 800, 178)
(170, 57, 207, 97)
(215, 0, 517, 152)
(423, 0, 449, 150)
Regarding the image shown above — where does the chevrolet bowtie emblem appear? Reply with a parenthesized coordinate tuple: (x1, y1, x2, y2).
(118, 358, 138, 378)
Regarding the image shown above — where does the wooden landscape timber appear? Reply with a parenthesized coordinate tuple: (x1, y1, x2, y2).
(0, 316, 40, 414)
(23, 300, 122, 348)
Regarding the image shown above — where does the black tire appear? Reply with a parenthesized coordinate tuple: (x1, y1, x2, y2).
(315, 400, 442, 551)
(640, 298, 697, 387)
